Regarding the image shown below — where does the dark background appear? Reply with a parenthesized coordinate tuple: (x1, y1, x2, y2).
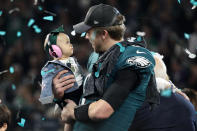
(0, 0, 197, 130)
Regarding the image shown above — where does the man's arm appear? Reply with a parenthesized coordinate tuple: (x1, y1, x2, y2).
(88, 67, 138, 120)
(61, 67, 138, 122)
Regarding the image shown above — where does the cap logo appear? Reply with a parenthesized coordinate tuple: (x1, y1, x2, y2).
(94, 20, 99, 24)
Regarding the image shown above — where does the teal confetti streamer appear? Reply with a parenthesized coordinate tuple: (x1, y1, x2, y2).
(33, 25, 42, 33)
(17, 31, 21, 37)
(161, 88, 172, 97)
(178, 0, 181, 4)
(0, 31, 6, 36)
(43, 16, 53, 21)
(184, 33, 190, 39)
(0, 11, 2, 16)
(42, 117, 45, 120)
(17, 118, 26, 127)
(10, 0, 14, 2)
(38, 6, 43, 11)
(27, 18, 35, 27)
(12, 84, 16, 90)
(9, 66, 14, 74)
(137, 36, 142, 41)
(41, 69, 55, 76)
(81, 32, 86, 37)
(191, 0, 197, 6)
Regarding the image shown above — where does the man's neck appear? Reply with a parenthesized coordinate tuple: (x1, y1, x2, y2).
(104, 38, 123, 51)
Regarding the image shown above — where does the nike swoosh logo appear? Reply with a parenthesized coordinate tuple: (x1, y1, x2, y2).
(136, 50, 146, 54)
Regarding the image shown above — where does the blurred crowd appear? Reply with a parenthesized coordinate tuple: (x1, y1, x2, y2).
(0, 0, 197, 130)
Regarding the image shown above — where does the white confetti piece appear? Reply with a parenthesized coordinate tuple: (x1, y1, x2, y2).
(185, 48, 196, 59)
(136, 31, 146, 36)
(71, 30, 76, 36)
(192, 5, 197, 9)
(9, 8, 20, 14)
(44, 10, 56, 16)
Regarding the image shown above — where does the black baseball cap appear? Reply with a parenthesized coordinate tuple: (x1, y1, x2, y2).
(73, 4, 121, 34)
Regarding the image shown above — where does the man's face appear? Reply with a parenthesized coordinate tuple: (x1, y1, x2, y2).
(85, 28, 104, 53)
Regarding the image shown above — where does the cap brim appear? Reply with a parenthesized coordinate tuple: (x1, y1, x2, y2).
(73, 22, 92, 34)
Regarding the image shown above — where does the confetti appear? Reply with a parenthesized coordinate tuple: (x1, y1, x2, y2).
(44, 10, 56, 16)
(38, 6, 43, 11)
(8, 8, 20, 14)
(34, 0, 38, 5)
(71, 30, 76, 36)
(191, 0, 197, 6)
(42, 117, 45, 120)
(0, 31, 6, 36)
(81, 32, 86, 37)
(27, 18, 35, 27)
(192, 5, 197, 9)
(10, 0, 14, 2)
(0, 70, 8, 75)
(161, 88, 172, 97)
(17, 31, 22, 37)
(136, 31, 146, 36)
(127, 37, 136, 42)
(43, 16, 53, 21)
(185, 48, 196, 59)
(41, 69, 55, 76)
(0, 11, 2, 16)
(178, 0, 181, 4)
(12, 84, 16, 90)
(184, 33, 190, 39)
(136, 36, 142, 41)
(9, 66, 14, 74)
(0, 66, 14, 75)
(33, 25, 42, 33)
(17, 118, 26, 127)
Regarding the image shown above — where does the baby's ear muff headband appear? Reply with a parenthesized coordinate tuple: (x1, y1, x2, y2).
(45, 25, 65, 58)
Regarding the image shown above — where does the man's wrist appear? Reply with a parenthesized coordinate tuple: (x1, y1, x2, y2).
(74, 103, 91, 122)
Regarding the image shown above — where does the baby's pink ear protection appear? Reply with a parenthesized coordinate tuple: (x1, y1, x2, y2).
(48, 44, 62, 58)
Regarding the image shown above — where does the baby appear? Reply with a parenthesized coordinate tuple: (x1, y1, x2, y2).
(39, 25, 83, 108)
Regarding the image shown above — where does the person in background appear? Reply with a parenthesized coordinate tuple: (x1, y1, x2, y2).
(0, 104, 11, 131)
(129, 52, 196, 131)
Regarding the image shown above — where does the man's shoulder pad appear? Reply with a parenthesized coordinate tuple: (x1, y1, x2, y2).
(117, 46, 155, 70)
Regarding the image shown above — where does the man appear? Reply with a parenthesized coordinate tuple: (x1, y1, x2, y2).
(53, 4, 159, 131)
(128, 53, 197, 131)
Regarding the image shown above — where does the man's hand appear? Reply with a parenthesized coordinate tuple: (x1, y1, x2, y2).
(52, 70, 76, 99)
(61, 99, 76, 123)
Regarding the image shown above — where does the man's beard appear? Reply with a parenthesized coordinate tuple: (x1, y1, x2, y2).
(93, 44, 104, 54)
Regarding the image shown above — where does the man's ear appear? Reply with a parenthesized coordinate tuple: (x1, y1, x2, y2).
(102, 30, 108, 40)
(1, 123, 7, 131)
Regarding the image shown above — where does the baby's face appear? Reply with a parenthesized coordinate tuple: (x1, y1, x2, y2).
(57, 33, 73, 57)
